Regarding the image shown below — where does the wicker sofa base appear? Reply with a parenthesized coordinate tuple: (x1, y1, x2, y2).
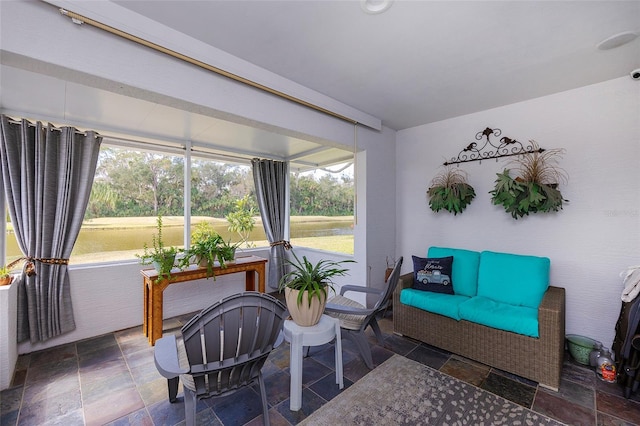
(393, 273, 566, 390)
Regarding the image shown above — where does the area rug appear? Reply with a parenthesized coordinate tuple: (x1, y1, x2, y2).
(300, 354, 564, 425)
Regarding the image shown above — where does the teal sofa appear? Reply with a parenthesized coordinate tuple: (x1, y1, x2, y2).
(393, 247, 565, 390)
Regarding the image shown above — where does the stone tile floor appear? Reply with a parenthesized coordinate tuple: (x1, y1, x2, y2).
(2, 308, 640, 425)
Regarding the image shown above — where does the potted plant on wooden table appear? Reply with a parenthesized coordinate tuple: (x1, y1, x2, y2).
(279, 251, 354, 326)
(226, 195, 257, 248)
(0, 265, 13, 286)
(490, 142, 568, 219)
(219, 238, 241, 263)
(179, 227, 240, 279)
(137, 215, 178, 282)
(180, 233, 223, 279)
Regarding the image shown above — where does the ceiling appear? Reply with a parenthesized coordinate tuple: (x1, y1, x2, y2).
(113, 0, 640, 130)
(1, 1, 639, 170)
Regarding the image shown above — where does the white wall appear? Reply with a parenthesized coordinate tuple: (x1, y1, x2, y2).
(16, 247, 361, 355)
(352, 125, 399, 306)
(0, 278, 18, 390)
(18, 256, 257, 354)
(396, 77, 640, 350)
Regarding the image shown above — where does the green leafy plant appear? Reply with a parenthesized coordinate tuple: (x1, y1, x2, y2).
(490, 143, 568, 219)
(0, 265, 11, 279)
(179, 230, 240, 278)
(0, 265, 11, 285)
(279, 250, 354, 307)
(226, 195, 257, 248)
(137, 215, 178, 282)
(219, 238, 241, 262)
(427, 167, 476, 215)
(190, 221, 218, 244)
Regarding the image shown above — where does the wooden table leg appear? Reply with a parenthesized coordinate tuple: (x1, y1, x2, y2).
(258, 264, 265, 293)
(150, 285, 164, 346)
(143, 279, 149, 337)
(245, 270, 255, 291)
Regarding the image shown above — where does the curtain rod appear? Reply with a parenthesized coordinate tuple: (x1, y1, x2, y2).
(4, 116, 99, 137)
(58, 8, 358, 126)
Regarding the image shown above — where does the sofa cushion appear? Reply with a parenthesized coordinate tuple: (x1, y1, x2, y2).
(477, 251, 550, 309)
(458, 296, 540, 337)
(428, 247, 480, 297)
(411, 255, 454, 294)
(400, 288, 470, 320)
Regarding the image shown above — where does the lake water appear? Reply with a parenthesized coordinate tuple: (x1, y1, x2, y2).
(5, 218, 354, 259)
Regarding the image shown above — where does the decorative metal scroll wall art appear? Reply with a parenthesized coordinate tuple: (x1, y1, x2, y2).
(443, 127, 544, 166)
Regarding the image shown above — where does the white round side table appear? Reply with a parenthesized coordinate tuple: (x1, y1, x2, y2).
(283, 314, 344, 411)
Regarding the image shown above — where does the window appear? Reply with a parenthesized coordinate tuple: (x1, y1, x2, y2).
(189, 157, 264, 248)
(73, 145, 185, 264)
(289, 164, 354, 254)
(4, 144, 354, 265)
(71, 146, 266, 264)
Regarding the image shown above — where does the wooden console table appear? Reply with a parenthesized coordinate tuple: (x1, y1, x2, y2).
(141, 255, 267, 345)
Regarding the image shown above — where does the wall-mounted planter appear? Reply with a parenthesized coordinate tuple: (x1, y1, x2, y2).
(427, 167, 475, 215)
(489, 143, 568, 219)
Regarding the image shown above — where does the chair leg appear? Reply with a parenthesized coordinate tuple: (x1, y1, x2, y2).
(167, 377, 179, 403)
(345, 331, 374, 369)
(184, 387, 197, 426)
(369, 318, 385, 345)
(258, 372, 270, 426)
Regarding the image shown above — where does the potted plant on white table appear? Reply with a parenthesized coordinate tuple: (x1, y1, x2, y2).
(279, 251, 353, 326)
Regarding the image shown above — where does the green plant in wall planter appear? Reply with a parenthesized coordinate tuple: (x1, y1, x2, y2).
(490, 142, 568, 219)
(137, 214, 178, 282)
(427, 167, 476, 215)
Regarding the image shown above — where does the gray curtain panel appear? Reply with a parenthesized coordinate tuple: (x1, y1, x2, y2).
(0, 115, 102, 343)
(251, 158, 289, 290)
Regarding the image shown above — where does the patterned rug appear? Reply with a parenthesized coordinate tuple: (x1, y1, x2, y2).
(301, 354, 564, 425)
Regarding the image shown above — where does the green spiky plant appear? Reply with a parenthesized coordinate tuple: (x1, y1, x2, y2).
(279, 251, 354, 307)
(137, 215, 178, 282)
(427, 167, 476, 215)
(490, 142, 568, 219)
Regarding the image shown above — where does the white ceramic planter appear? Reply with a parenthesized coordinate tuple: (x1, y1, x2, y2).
(284, 287, 327, 327)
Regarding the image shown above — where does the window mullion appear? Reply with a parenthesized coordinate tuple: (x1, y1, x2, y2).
(184, 141, 192, 250)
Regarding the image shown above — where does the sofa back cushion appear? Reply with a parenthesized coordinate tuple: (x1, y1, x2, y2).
(428, 247, 480, 297)
(477, 251, 550, 309)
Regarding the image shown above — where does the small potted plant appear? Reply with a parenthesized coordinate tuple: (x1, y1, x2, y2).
(219, 238, 241, 263)
(0, 265, 13, 286)
(137, 215, 178, 282)
(179, 231, 239, 279)
(279, 251, 354, 326)
(226, 195, 257, 248)
(427, 166, 476, 215)
(179, 233, 222, 278)
(490, 142, 568, 219)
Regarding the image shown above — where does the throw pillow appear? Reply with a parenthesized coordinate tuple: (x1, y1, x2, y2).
(411, 255, 454, 294)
